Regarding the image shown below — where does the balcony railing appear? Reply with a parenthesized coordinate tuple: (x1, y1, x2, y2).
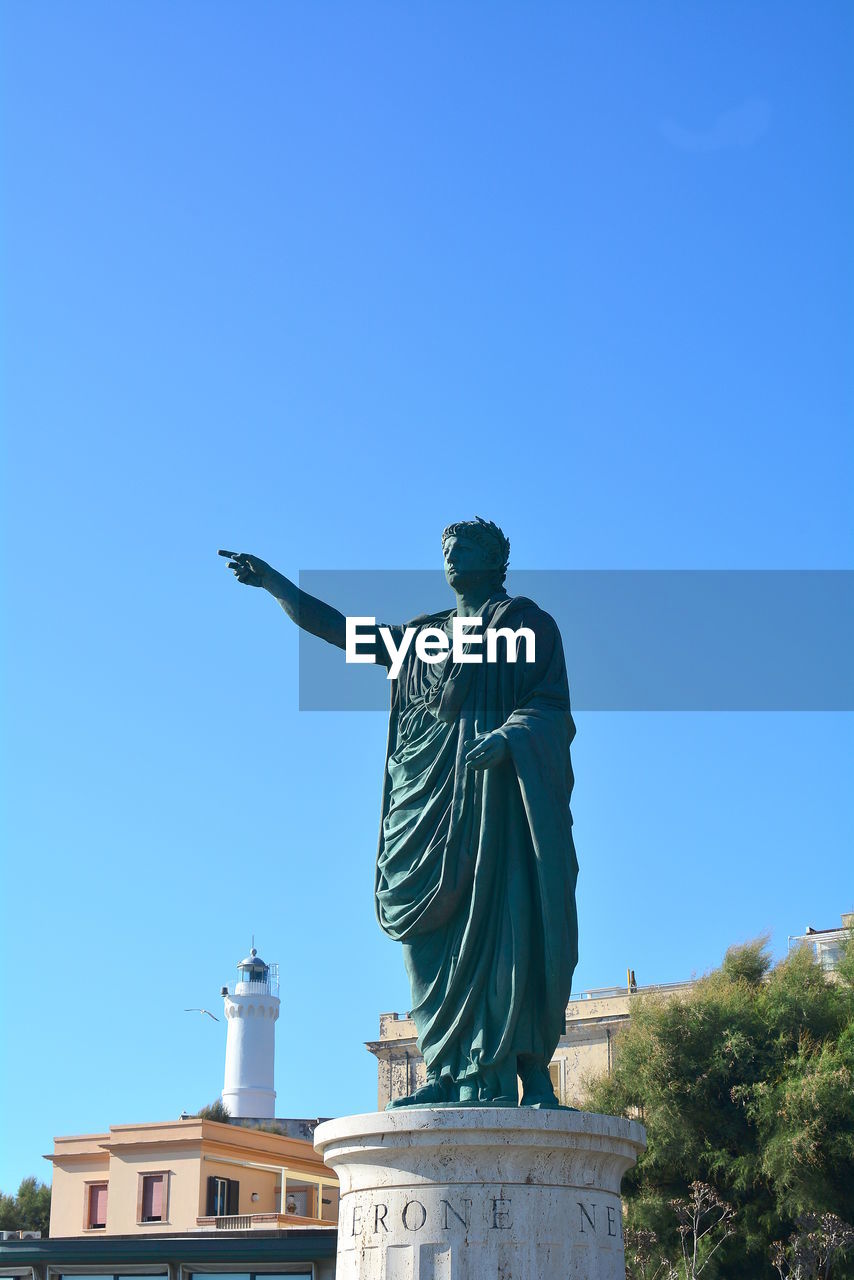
(568, 980, 695, 1002)
(199, 1211, 336, 1232)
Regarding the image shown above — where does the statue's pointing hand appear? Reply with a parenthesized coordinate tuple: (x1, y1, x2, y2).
(218, 550, 271, 589)
(464, 729, 509, 771)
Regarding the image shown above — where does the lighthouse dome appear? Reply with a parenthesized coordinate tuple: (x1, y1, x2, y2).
(237, 947, 269, 984)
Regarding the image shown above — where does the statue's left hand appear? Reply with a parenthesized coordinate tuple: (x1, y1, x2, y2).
(464, 730, 509, 771)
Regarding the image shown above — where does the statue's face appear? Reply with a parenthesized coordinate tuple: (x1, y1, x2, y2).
(443, 533, 499, 590)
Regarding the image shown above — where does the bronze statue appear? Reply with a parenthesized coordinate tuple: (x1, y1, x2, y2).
(222, 518, 577, 1107)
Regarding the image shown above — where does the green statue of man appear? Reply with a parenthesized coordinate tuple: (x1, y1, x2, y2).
(222, 518, 578, 1107)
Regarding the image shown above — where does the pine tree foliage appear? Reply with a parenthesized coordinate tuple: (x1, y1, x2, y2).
(583, 937, 854, 1278)
(0, 1177, 51, 1235)
(196, 1099, 231, 1122)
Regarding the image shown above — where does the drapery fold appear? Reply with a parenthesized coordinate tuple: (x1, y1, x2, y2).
(375, 594, 578, 1083)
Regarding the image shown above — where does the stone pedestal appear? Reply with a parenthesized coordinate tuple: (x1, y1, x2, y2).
(314, 1108, 646, 1279)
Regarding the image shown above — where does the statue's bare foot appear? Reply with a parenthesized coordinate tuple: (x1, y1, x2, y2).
(386, 1075, 456, 1109)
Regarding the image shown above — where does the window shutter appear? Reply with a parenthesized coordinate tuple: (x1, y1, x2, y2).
(142, 1174, 164, 1220)
(89, 1184, 107, 1227)
(150, 1175, 164, 1219)
(227, 1178, 240, 1215)
(206, 1176, 217, 1216)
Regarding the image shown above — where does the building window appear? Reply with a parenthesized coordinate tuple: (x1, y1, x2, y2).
(86, 1182, 108, 1229)
(212, 1176, 227, 1216)
(818, 942, 841, 970)
(137, 1172, 168, 1223)
(57, 1274, 166, 1280)
(548, 1060, 562, 1103)
(184, 1274, 311, 1280)
(206, 1175, 239, 1216)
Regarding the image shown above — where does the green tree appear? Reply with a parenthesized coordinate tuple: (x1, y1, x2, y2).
(0, 1178, 51, 1236)
(196, 1099, 231, 1123)
(0, 1192, 18, 1232)
(583, 938, 854, 1279)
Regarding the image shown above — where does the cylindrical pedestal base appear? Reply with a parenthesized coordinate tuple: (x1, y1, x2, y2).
(315, 1107, 646, 1279)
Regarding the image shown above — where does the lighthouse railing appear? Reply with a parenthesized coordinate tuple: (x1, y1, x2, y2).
(224, 963, 280, 999)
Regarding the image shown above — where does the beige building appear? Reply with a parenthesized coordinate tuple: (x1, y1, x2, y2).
(46, 1117, 339, 1237)
(368, 912, 853, 1108)
(789, 912, 853, 971)
(367, 977, 695, 1110)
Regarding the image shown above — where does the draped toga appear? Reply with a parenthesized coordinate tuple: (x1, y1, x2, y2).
(375, 592, 578, 1086)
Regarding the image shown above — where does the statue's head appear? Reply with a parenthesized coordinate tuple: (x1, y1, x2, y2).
(441, 517, 510, 592)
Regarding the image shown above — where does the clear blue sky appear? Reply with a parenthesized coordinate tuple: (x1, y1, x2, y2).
(1, 2, 851, 1192)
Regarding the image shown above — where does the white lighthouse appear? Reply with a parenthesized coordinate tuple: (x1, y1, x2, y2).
(221, 946, 280, 1119)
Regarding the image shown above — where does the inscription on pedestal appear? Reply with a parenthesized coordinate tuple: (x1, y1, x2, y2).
(578, 1200, 621, 1238)
(345, 1190, 622, 1246)
(351, 1195, 515, 1237)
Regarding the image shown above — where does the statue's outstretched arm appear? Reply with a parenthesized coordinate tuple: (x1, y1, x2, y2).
(220, 551, 347, 650)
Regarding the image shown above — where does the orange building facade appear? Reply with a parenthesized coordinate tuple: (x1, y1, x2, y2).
(46, 1118, 338, 1238)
